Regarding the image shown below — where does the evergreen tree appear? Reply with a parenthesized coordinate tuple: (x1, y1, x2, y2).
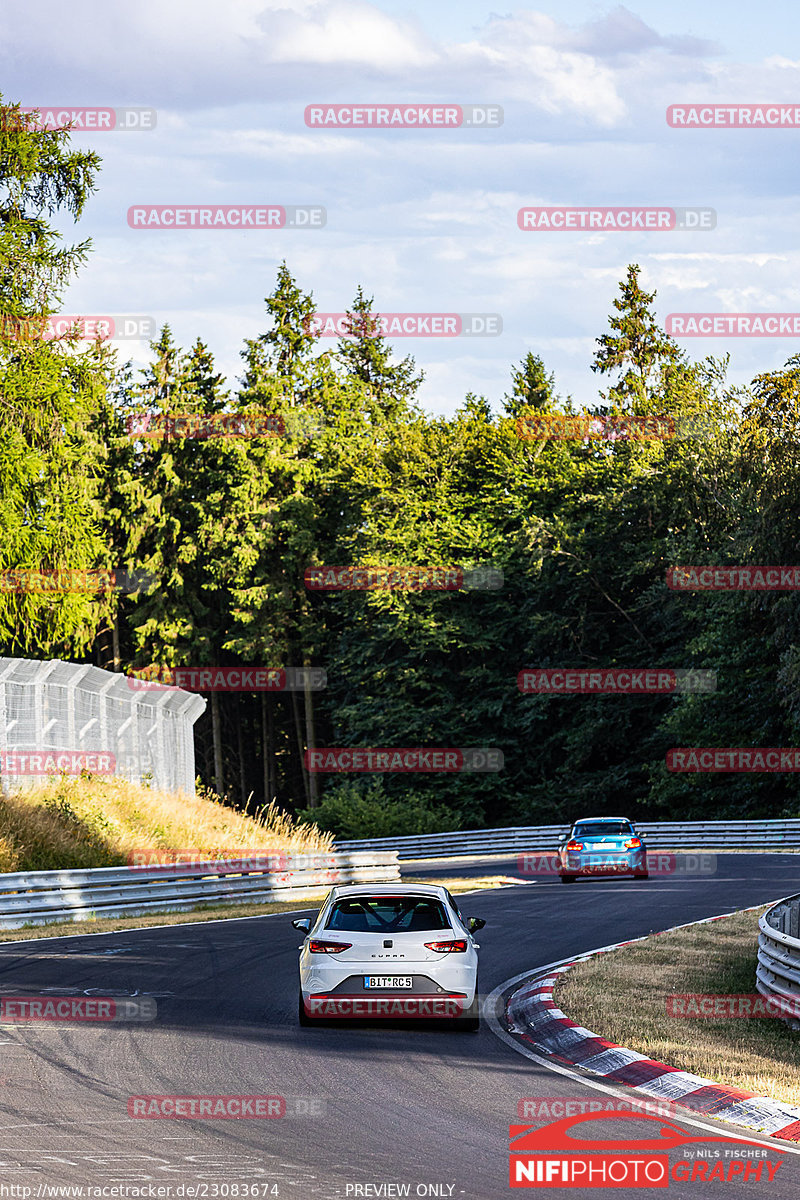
(591, 264, 681, 404)
(503, 352, 557, 416)
(0, 96, 116, 654)
(335, 285, 423, 417)
(242, 261, 317, 399)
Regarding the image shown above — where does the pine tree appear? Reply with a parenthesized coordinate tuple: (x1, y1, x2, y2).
(0, 96, 116, 654)
(241, 261, 317, 400)
(335, 285, 423, 417)
(591, 264, 681, 404)
(233, 268, 326, 805)
(503, 352, 558, 416)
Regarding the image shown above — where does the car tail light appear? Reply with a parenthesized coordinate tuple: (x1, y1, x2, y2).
(565, 840, 583, 851)
(625, 838, 642, 849)
(308, 939, 351, 954)
(424, 939, 468, 953)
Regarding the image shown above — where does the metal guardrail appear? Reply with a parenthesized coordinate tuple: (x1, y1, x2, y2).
(758, 895, 800, 1031)
(336, 820, 800, 859)
(0, 851, 400, 930)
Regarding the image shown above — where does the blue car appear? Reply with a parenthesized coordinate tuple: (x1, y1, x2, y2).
(557, 816, 648, 883)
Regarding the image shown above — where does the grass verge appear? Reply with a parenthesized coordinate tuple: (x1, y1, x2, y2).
(554, 906, 800, 1106)
(0, 875, 507, 943)
(0, 775, 332, 872)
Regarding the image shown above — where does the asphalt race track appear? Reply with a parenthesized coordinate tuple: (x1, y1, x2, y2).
(0, 853, 799, 1198)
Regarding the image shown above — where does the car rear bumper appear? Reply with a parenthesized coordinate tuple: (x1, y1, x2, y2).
(301, 992, 471, 1018)
(300, 956, 478, 998)
(323, 973, 463, 995)
(559, 851, 647, 877)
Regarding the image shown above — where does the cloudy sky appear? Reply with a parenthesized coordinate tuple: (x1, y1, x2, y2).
(2, 1, 799, 415)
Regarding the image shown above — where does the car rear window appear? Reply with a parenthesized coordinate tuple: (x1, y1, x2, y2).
(573, 822, 634, 838)
(326, 896, 452, 933)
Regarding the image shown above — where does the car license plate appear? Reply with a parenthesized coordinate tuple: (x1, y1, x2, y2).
(364, 976, 413, 989)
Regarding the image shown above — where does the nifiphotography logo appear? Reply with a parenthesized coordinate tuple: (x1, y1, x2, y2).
(509, 1112, 785, 1188)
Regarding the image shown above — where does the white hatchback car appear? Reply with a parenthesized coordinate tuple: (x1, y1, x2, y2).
(293, 883, 484, 1031)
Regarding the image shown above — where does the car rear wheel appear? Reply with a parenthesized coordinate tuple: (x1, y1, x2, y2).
(298, 992, 316, 1025)
(452, 997, 481, 1032)
(560, 874, 576, 884)
(633, 871, 649, 880)
(455, 1015, 480, 1032)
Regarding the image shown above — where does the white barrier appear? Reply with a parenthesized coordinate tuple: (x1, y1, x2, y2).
(758, 895, 800, 1031)
(0, 851, 400, 930)
(337, 820, 800, 859)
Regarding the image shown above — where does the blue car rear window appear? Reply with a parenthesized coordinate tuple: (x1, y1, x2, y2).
(573, 822, 634, 838)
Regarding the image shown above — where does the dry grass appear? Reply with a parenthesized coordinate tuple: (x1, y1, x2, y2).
(555, 907, 800, 1105)
(0, 775, 333, 873)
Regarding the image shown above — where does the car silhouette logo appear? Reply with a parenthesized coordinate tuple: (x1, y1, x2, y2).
(509, 1111, 785, 1155)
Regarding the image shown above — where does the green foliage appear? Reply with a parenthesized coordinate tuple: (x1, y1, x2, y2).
(0, 94, 116, 655)
(334, 285, 424, 417)
(503, 352, 559, 415)
(592, 263, 682, 403)
(296, 780, 460, 839)
(97, 262, 800, 828)
(4, 103, 796, 839)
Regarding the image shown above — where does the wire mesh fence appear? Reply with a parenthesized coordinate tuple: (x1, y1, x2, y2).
(0, 659, 206, 795)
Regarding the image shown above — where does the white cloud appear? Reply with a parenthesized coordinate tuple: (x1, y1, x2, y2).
(7, 2, 800, 411)
(255, 1, 437, 67)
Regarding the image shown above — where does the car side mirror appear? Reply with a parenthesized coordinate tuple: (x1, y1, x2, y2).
(467, 917, 485, 932)
(292, 918, 311, 932)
